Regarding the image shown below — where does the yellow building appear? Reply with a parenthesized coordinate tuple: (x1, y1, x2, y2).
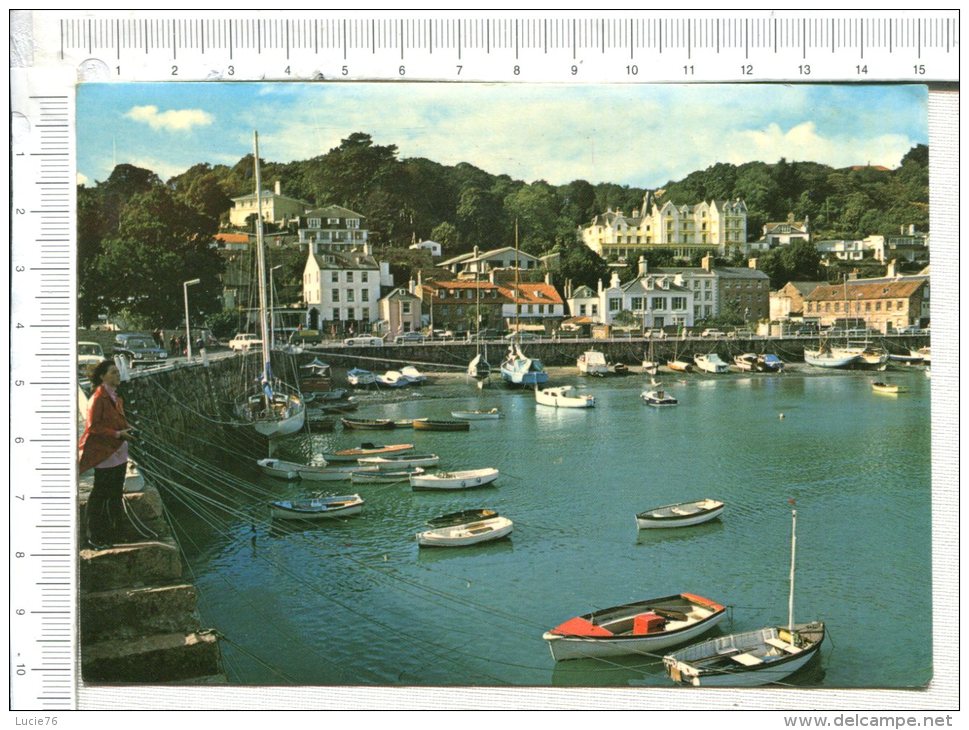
(581, 191, 748, 260)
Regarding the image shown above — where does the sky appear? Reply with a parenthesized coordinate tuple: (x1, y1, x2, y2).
(76, 82, 928, 190)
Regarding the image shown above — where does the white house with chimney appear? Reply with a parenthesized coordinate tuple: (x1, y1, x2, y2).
(229, 181, 308, 228)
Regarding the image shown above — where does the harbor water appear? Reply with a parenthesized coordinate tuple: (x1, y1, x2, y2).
(170, 366, 932, 688)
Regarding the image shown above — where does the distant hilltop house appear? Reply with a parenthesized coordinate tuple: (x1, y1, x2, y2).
(296, 205, 369, 254)
(566, 255, 768, 328)
(229, 180, 308, 228)
(409, 239, 442, 257)
(746, 213, 811, 254)
(580, 191, 748, 261)
(802, 263, 929, 333)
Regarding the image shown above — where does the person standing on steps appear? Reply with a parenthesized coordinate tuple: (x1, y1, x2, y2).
(78, 360, 137, 549)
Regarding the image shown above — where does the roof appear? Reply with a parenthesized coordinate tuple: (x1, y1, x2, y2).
(304, 205, 365, 220)
(498, 282, 564, 305)
(309, 251, 378, 270)
(804, 279, 926, 302)
(716, 267, 770, 280)
(780, 281, 825, 296)
(231, 189, 308, 204)
(419, 280, 507, 303)
(215, 232, 250, 244)
(381, 287, 420, 301)
(621, 276, 689, 294)
(569, 285, 596, 299)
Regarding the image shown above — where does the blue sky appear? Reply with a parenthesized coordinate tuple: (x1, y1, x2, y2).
(77, 83, 928, 189)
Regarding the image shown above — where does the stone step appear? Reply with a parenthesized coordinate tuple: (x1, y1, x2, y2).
(78, 471, 171, 541)
(79, 539, 182, 592)
(81, 630, 222, 683)
(80, 584, 201, 643)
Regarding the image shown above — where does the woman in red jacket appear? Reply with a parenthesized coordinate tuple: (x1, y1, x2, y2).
(79, 360, 136, 548)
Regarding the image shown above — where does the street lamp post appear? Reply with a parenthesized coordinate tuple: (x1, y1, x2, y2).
(269, 265, 282, 349)
(183, 278, 201, 360)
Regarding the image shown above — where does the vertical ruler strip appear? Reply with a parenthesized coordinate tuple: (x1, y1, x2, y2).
(10, 85, 77, 710)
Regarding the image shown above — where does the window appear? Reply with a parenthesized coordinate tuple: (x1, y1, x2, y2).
(332, 289, 340, 302)
(362, 307, 369, 320)
(591, 304, 599, 316)
(579, 304, 587, 316)
(631, 297, 643, 311)
(402, 302, 412, 315)
(309, 218, 321, 228)
(672, 297, 687, 310)
(331, 271, 339, 283)
(347, 289, 355, 303)
(651, 297, 665, 310)
(875, 301, 882, 311)
(361, 290, 369, 302)
(527, 305, 534, 314)
(347, 218, 360, 229)
(327, 217, 340, 225)
(347, 308, 355, 320)
(609, 298, 622, 312)
(704, 291, 712, 301)
(886, 300, 893, 311)
(332, 308, 340, 321)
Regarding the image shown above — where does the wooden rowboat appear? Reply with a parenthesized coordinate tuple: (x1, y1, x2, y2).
(426, 509, 499, 527)
(410, 468, 499, 490)
(450, 408, 503, 420)
(543, 593, 727, 662)
(269, 494, 364, 520)
(357, 453, 440, 470)
(412, 419, 471, 432)
(416, 516, 513, 547)
(350, 467, 425, 484)
(341, 417, 396, 430)
(872, 381, 906, 395)
(636, 499, 724, 529)
(320, 443, 414, 462)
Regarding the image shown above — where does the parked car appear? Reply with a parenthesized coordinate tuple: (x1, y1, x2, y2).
(344, 336, 384, 347)
(646, 329, 667, 339)
(431, 329, 455, 340)
(897, 325, 923, 335)
(228, 333, 262, 351)
(113, 333, 168, 365)
(77, 341, 105, 376)
(394, 331, 426, 344)
(701, 328, 726, 338)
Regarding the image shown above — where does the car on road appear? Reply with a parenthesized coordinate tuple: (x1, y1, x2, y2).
(394, 331, 426, 344)
(431, 329, 455, 340)
(700, 328, 726, 338)
(344, 336, 384, 347)
(897, 325, 924, 335)
(77, 341, 105, 376)
(646, 329, 667, 339)
(113, 333, 168, 365)
(228, 333, 262, 351)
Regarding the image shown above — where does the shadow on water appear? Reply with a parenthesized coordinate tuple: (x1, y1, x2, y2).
(415, 537, 515, 564)
(634, 519, 726, 546)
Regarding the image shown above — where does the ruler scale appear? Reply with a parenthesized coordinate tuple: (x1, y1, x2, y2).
(8, 9, 958, 711)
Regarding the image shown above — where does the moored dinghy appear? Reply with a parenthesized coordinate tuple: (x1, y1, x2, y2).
(410, 468, 499, 490)
(636, 499, 724, 529)
(450, 408, 503, 420)
(426, 509, 499, 527)
(341, 417, 396, 430)
(269, 494, 364, 520)
(416, 515, 513, 547)
(543, 593, 727, 662)
(350, 467, 425, 484)
(319, 443, 414, 462)
(641, 385, 678, 407)
(412, 419, 471, 432)
(872, 381, 906, 395)
(357, 453, 440, 470)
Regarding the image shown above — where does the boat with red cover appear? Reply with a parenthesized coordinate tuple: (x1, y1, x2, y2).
(542, 592, 727, 661)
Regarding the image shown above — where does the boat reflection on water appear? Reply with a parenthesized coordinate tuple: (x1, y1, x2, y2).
(634, 518, 725, 546)
(550, 653, 668, 688)
(415, 536, 515, 564)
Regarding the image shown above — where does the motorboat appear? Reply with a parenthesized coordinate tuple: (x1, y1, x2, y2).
(636, 499, 724, 529)
(757, 354, 785, 373)
(268, 494, 364, 520)
(694, 353, 729, 374)
(543, 593, 728, 662)
(641, 387, 678, 407)
(416, 515, 513, 547)
(577, 350, 609, 376)
(376, 370, 409, 387)
(347, 368, 377, 387)
(400, 366, 427, 385)
(535, 385, 595, 408)
(410, 468, 500, 490)
(734, 353, 758, 372)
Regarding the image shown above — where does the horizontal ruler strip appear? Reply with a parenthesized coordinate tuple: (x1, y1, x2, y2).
(21, 12, 960, 82)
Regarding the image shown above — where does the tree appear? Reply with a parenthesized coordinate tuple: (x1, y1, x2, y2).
(456, 186, 506, 251)
(554, 240, 609, 293)
(504, 181, 561, 255)
(429, 221, 460, 251)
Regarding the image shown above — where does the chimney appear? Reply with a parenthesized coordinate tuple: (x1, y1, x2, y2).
(544, 271, 551, 285)
(610, 271, 621, 289)
(275, 180, 281, 195)
(748, 257, 759, 270)
(597, 278, 603, 296)
(408, 278, 415, 295)
(701, 254, 713, 272)
(638, 256, 648, 277)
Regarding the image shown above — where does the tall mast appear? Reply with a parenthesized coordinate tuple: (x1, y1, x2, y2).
(788, 506, 797, 633)
(253, 131, 272, 386)
(514, 219, 520, 337)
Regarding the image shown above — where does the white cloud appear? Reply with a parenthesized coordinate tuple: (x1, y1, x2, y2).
(125, 105, 213, 132)
(77, 171, 89, 186)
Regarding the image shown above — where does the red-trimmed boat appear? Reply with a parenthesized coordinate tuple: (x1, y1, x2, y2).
(543, 593, 727, 662)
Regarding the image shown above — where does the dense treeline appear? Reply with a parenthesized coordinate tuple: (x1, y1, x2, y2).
(79, 133, 928, 326)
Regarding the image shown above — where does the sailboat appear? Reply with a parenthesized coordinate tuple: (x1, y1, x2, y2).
(500, 222, 549, 387)
(234, 131, 306, 437)
(663, 504, 825, 687)
(642, 338, 660, 376)
(467, 267, 491, 384)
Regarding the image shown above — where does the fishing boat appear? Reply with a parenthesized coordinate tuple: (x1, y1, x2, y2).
(234, 132, 305, 438)
(641, 386, 678, 407)
(664, 506, 824, 686)
(357, 453, 440, 470)
(410, 468, 499, 490)
(319, 443, 415, 462)
(757, 353, 785, 373)
(450, 408, 503, 420)
(412, 419, 471, 432)
(375, 370, 409, 388)
(694, 353, 729, 374)
(543, 593, 728, 662)
(417, 515, 514, 547)
(350, 467, 425, 484)
(400, 366, 427, 385)
(347, 368, 377, 387)
(635, 499, 724, 529)
(577, 349, 609, 376)
(535, 385, 595, 408)
(341, 417, 396, 430)
(734, 353, 759, 372)
(426, 509, 499, 527)
(268, 494, 364, 520)
(872, 381, 906, 395)
(256, 458, 303, 480)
